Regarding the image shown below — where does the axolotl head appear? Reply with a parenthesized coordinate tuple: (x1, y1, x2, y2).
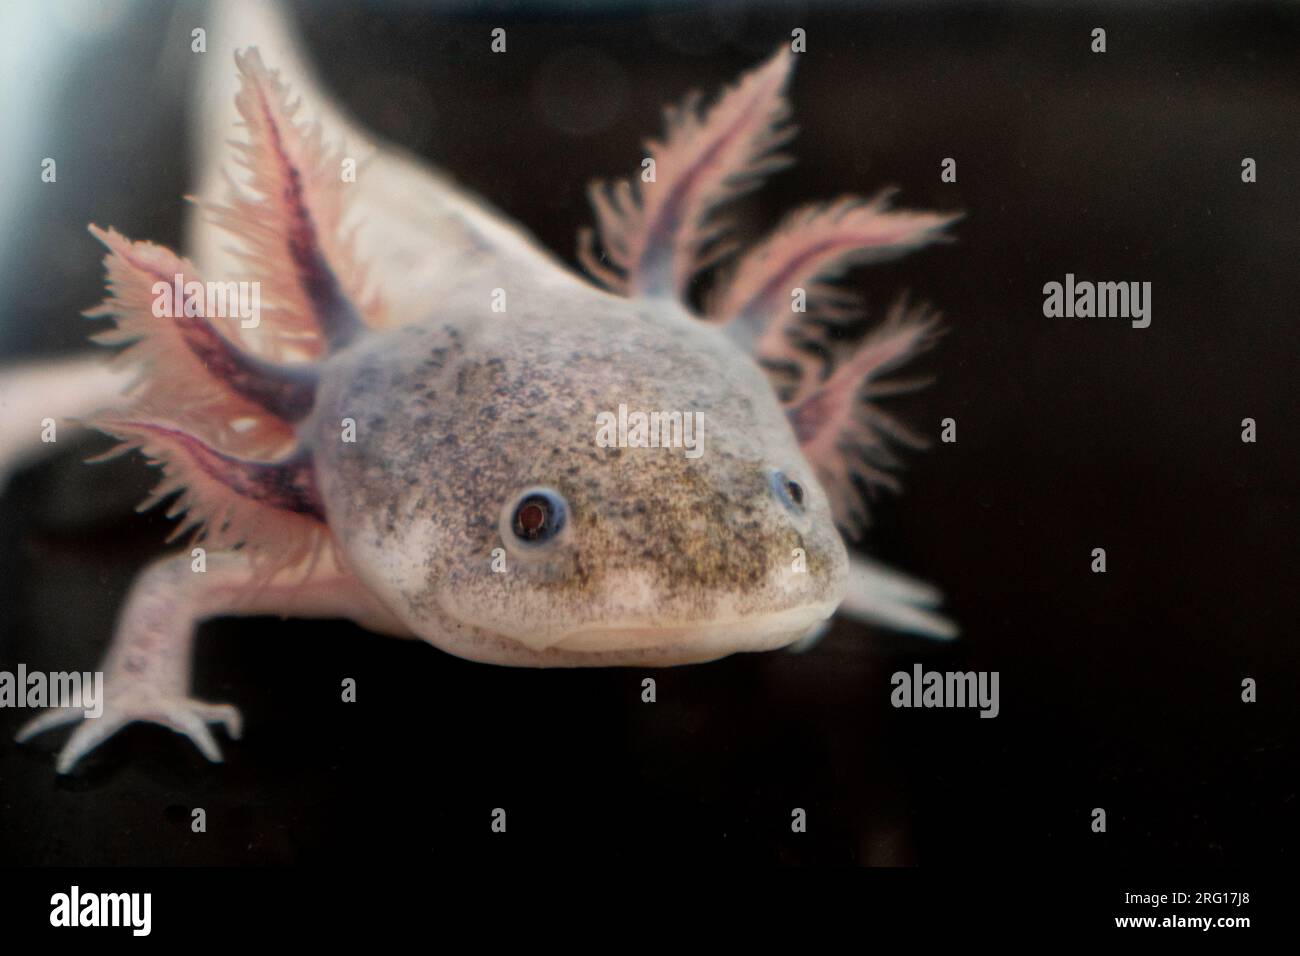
(311, 292, 849, 666)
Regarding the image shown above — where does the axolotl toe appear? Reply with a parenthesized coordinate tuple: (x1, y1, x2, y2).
(15, 4, 958, 772)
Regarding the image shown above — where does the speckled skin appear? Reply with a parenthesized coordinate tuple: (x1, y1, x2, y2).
(307, 281, 849, 666)
(10, 7, 953, 774)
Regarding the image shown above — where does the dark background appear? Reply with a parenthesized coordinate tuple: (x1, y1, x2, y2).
(0, 0, 1296, 867)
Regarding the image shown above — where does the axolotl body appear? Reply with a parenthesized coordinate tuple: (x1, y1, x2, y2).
(14, 6, 958, 772)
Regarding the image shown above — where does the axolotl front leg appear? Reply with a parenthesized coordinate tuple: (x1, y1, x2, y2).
(16, 550, 407, 773)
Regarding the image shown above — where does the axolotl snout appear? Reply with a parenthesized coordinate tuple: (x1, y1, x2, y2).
(313, 290, 848, 667)
(12, 3, 959, 772)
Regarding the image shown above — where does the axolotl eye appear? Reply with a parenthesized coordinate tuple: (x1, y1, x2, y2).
(507, 487, 569, 545)
(770, 470, 806, 515)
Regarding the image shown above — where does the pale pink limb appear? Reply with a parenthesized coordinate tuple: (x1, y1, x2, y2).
(0, 356, 134, 491)
(789, 556, 953, 651)
(15, 549, 409, 773)
(837, 556, 956, 641)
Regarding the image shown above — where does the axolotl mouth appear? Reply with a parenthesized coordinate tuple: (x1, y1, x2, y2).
(437, 603, 843, 668)
(429, 548, 850, 667)
(517, 601, 842, 661)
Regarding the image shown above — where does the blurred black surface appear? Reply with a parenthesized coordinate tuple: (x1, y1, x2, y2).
(0, 1, 1296, 866)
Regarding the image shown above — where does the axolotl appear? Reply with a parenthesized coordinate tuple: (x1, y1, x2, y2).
(13, 6, 958, 773)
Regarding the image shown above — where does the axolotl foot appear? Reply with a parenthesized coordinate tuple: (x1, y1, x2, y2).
(15, 694, 242, 774)
(14, 549, 408, 773)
